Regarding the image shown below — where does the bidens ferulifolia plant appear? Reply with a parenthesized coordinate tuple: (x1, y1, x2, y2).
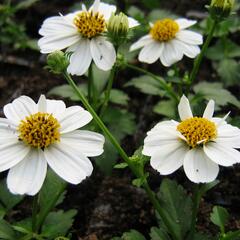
(0, 0, 240, 239)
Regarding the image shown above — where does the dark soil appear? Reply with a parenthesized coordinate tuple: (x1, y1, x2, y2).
(0, 0, 240, 239)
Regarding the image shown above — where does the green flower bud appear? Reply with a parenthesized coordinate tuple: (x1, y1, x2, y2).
(210, 0, 235, 20)
(107, 12, 129, 45)
(46, 51, 69, 74)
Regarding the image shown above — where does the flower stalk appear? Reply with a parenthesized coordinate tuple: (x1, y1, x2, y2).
(63, 71, 180, 240)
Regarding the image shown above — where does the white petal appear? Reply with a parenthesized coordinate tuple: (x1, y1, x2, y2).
(183, 148, 219, 183)
(138, 41, 163, 64)
(90, 37, 116, 71)
(175, 18, 197, 30)
(171, 39, 200, 58)
(97, 2, 116, 20)
(203, 100, 215, 119)
(61, 130, 104, 157)
(150, 142, 187, 175)
(216, 124, 240, 148)
(45, 142, 93, 184)
(59, 106, 92, 133)
(204, 142, 240, 166)
(130, 35, 153, 51)
(176, 30, 203, 45)
(38, 95, 47, 112)
(38, 34, 80, 54)
(178, 95, 193, 121)
(7, 149, 47, 195)
(0, 142, 30, 172)
(92, 0, 100, 13)
(39, 15, 77, 36)
(143, 129, 180, 155)
(0, 119, 18, 140)
(128, 17, 139, 28)
(3, 96, 37, 125)
(67, 39, 92, 76)
(46, 99, 66, 119)
(160, 41, 183, 67)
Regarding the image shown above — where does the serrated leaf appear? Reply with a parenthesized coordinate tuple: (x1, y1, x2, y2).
(153, 100, 176, 118)
(42, 210, 77, 239)
(193, 82, 240, 108)
(0, 219, 16, 239)
(193, 232, 216, 240)
(48, 84, 87, 101)
(157, 179, 193, 239)
(109, 89, 129, 106)
(122, 230, 146, 240)
(216, 59, 240, 86)
(125, 75, 164, 96)
(210, 206, 229, 233)
(150, 227, 171, 240)
(0, 179, 24, 212)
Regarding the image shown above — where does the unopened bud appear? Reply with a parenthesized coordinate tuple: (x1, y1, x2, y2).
(210, 0, 235, 20)
(107, 12, 129, 45)
(46, 51, 69, 74)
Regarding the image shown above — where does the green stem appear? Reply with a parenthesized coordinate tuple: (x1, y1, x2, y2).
(63, 71, 180, 240)
(126, 63, 179, 102)
(32, 194, 39, 233)
(99, 65, 117, 116)
(35, 182, 66, 232)
(188, 19, 218, 92)
(187, 184, 203, 240)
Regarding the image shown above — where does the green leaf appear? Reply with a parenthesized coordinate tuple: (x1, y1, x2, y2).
(216, 59, 240, 86)
(0, 219, 16, 239)
(193, 232, 216, 240)
(206, 39, 240, 60)
(48, 84, 87, 101)
(125, 75, 164, 96)
(42, 210, 77, 239)
(149, 227, 171, 240)
(15, 0, 39, 10)
(223, 230, 240, 240)
(114, 162, 128, 169)
(148, 9, 178, 22)
(157, 179, 193, 239)
(210, 206, 229, 233)
(193, 82, 240, 108)
(132, 178, 145, 188)
(109, 89, 129, 106)
(0, 179, 24, 213)
(153, 100, 176, 118)
(122, 230, 146, 240)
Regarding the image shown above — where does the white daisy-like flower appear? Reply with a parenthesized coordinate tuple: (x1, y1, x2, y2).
(38, 0, 139, 76)
(130, 18, 203, 66)
(0, 95, 105, 195)
(143, 95, 240, 183)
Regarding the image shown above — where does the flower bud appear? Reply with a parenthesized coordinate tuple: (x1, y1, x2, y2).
(107, 12, 129, 45)
(210, 0, 235, 20)
(46, 51, 69, 74)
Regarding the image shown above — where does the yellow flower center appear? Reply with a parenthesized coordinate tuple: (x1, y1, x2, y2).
(150, 18, 179, 42)
(18, 113, 61, 149)
(177, 117, 217, 148)
(74, 11, 106, 38)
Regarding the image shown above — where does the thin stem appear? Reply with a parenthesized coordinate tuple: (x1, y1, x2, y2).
(188, 19, 218, 92)
(125, 63, 179, 102)
(63, 71, 180, 240)
(187, 184, 203, 240)
(35, 182, 66, 232)
(99, 65, 117, 117)
(32, 194, 39, 233)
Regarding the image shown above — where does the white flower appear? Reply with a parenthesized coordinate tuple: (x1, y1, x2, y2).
(0, 95, 105, 195)
(130, 18, 203, 66)
(143, 95, 240, 183)
(38, 0, 139, 76)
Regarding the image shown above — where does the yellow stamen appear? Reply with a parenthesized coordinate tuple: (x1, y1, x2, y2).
(150, 18, 179, 42)
(74, 11, 106, 38)
(18, 113, 60, 149)
(177, 117, 217, 148)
